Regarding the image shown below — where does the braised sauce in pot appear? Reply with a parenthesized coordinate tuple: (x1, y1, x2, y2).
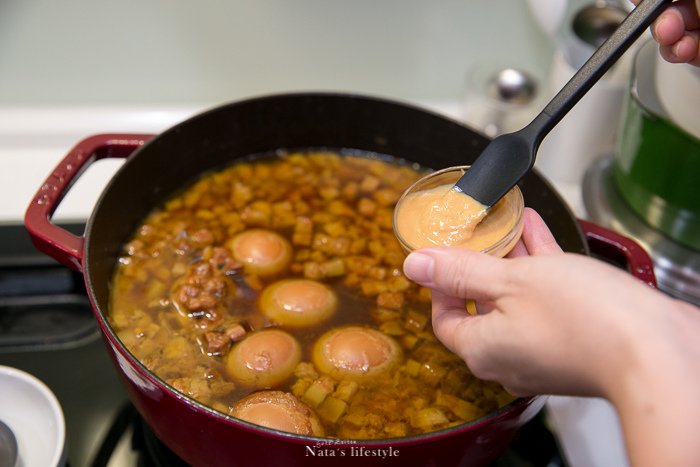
(109, 151, 515, 439)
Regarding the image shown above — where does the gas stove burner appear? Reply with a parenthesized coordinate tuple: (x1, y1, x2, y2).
(583, 157, 700, 306)
(132, 413, 189, 467)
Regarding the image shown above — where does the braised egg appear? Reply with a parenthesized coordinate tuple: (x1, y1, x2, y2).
(312, 326, 401, 381)
(232, 390, 324, 436)
(228, 229, 292, 277)
(226, 329, 301, 388)
(259, 279, 337, 328)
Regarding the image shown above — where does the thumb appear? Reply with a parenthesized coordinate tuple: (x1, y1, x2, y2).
(403, 247, 511, 302)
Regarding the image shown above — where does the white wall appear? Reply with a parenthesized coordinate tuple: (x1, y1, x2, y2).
(0, 0, 556, 106)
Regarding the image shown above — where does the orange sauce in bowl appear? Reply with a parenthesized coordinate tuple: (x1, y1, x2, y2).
(394, 183, 522, 255)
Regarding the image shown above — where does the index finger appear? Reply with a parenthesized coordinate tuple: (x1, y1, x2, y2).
(506, 208, 562, 259)
(520, 208, 562, 256)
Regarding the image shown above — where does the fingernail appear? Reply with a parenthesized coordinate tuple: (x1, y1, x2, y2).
(651, 16, 665, 40)
(403, 252, 435, 284)
(672, 41, 683, 58)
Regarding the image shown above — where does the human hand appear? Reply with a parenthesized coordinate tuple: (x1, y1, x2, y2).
(403, 207, 700, 467)
(633, 0, 700, 66)
(402, 208, 668, 399)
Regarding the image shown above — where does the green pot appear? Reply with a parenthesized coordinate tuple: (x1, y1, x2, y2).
(613, 40, 700, 251)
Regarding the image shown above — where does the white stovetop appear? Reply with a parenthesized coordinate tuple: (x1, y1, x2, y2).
(0, 100, 627, 467)
(0, 105, 204, 223)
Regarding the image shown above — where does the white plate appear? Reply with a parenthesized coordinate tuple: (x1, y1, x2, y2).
(0, 366, 65, 467)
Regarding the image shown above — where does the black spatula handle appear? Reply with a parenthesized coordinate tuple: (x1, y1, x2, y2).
(455, 0, 671, 207)
(537, 0, 670, 136)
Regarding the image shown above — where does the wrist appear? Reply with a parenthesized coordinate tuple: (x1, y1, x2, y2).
(603, 297, 700, 466)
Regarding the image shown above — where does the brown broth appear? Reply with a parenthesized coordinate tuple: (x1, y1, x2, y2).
(109, 151, 515, 439)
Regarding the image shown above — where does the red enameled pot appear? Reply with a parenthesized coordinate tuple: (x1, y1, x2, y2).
(24, 93, 656, 466)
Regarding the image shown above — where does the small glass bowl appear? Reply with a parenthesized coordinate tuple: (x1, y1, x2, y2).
(393, 166, 524, 258)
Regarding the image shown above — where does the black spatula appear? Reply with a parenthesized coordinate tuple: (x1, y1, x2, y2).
(454, 0, 671, 208)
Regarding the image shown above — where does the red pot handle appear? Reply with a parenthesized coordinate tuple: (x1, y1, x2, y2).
(578, 219, 657, 288)
(24, 134, 155, 272)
